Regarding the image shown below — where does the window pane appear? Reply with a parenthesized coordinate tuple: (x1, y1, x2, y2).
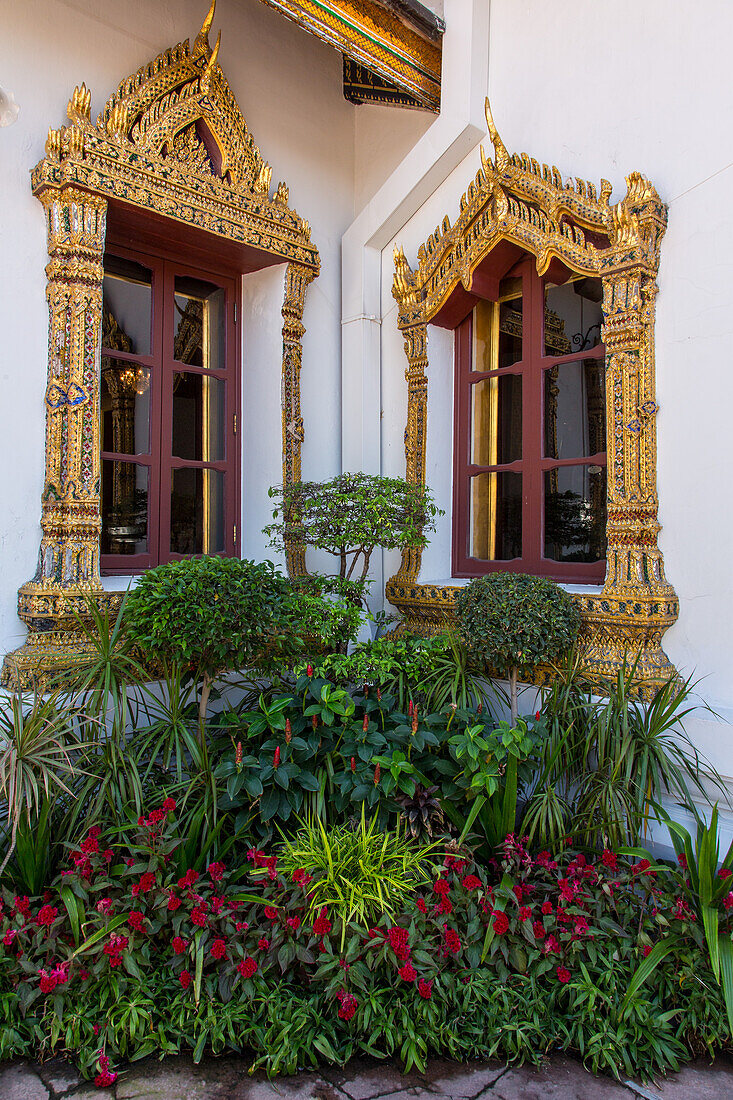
(101, 359, 151, 455)
(471, 374, 522, 465)
(469, 471, 522, 560)
(544, 465, 607, 562)
(170, 467, 226, 555)
(544, 276, 603, 356)
(102, 256, 152, 356)
(173, 276, 226, 369)
(544, 359, 606, 460)
(471, 277, 523, 373)
(172, 372, 226, 461)
(101, 461, 149, 555)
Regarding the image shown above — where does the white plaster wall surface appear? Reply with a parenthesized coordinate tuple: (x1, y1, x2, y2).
(0, 0, 356, 655)
(371, 0, 733, 769)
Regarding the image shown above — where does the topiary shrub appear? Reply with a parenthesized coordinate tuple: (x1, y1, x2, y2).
(455, 572, 580, 725)
(125, 556, 296, 740)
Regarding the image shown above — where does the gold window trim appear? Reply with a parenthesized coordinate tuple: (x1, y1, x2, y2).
(2, 1, 320, 690)
(387, 101, 678, 697)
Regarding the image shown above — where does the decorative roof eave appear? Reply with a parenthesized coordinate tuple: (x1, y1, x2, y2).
(392, 100, 667, 325)
(32, 6, 319, 271)
(257, 0, 442, 111)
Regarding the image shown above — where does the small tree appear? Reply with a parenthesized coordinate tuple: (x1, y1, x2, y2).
(125, 557, 295, 742)
(264, 473, 441, 600)
(455, 572, 580, 725)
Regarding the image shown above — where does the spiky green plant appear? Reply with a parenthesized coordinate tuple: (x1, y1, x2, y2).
(277, 811, 438, 932)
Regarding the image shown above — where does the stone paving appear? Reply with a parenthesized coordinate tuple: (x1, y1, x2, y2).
(2, 1054, 733, 1100)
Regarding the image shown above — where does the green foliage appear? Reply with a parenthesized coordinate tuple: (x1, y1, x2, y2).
(264, 473, 441, 590)
(276, 812, 436, 928)
(456, 572, 580, 722)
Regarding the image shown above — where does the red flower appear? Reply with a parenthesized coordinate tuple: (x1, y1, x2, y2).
(544, 935, 561, 955)
(210, 938, 227, 961)
(535, 710, 541, 720)
(601, 849, 618, 871)
(519, 906, 532, 921)
(97, 898, 114, 916)
(286, 915, 301, 933)
(293, 869, 313, 886)
(285, 718, 293, 744)
(134, 871, 156, 895)
(719, 869, 733, 880)
(127, 911, 145, 932)
(103, 849, 113, 862)
(436, 897, 452, 915)
(677, 853, 688, 870)
(492, 910, 509, 935)
(306, 664, 314, 677)
(418, 978, 433, 999)
(373, 763, 381, 785)
(35, 904, 58, 927)
(273, 746, 281, 769)
(13, 896, 30, 916)
(172, 936, 187, 955)
(191, 908, 207, 927)
(208, 861, 226, 882)
(236, 921, 249, 932)
(433, 879, 450, 896)
(398, 962, 417, 982)
(633, 859, 652, 876)
(313, 908, 332, 936)
(643, 945, 653, 957)
(2, 929, 16, 947)
(238, 957, 257, 978)
(350, 757, 356, 772)
(532, 921, 545, 940)
(95, 1069, 118, 1088)
(556, 966, 571, 984)
(416, 897, 428, 914)
(162, 797, 177, 813)
(362, 714, 369, 732)
(258, 938, 270, 951)
(461, 874, 482, 892)
(541, 901, 553, 915)
(336, 990, 358, 1020)
(574, 916, 589, 935)
(443, 926, 461, 954)
(264, 906, 279, 920)
(387, 927, 410, 957)
(179, 969, 192, 989)
(38, 969, 57, 994)
(724, 892, 733, 911)
(167, 892, 182, 911)
(80, 835, 99, 854)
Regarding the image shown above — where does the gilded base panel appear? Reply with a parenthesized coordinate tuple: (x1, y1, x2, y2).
(2, 631, 99, 692)
(385, 580, 678, 701)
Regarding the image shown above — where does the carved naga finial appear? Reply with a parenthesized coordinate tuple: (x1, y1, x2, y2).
(194, 0, 217, 54)
(201, 30, 221, 92)
(392, 245, 419, 310)
(484, 98, 510, 173)
(67, 83, 91, 125)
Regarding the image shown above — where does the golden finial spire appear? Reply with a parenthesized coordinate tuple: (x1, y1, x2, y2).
(201, 30, 221, 89)
(484, 98, 509, 172)
(194, 0, 216, 54)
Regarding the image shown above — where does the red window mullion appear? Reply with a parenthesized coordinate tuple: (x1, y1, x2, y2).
(521, 260, 543, 574)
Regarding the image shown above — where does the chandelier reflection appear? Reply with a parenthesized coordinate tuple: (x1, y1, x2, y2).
(119, 366, 150, 396)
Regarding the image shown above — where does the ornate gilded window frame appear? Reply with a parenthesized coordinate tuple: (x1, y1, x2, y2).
(2, 2, 320, 690)
(387, 101, 678, 696)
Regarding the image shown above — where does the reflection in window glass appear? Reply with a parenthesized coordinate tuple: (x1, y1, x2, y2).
(544, 359, 606, 460)
(471, 276, 523, 373)
(172, 372, 226, 462)
(471, 374, 522, 465)
(173, 276, 226, 369)
(170, 467, 225, 555)
(101, 461, 149, 555)
(102, 256, 153, 356)
(544, 465, 607, 563)
(469, 471, 522, 560)
(101, 359, 151, 455)
(544, 276, 603, 356)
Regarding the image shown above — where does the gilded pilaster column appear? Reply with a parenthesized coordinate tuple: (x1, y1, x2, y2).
(2, 186, 108, 689)
(281, 261, 316, 577)
(395, 319, 429, 583)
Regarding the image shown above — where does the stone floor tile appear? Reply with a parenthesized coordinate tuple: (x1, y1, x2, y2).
(0, 1063, 50, 1100)
(491, 1059, 636, 1100)
(37, 1057, 81, 1096)
(423, 1060, 506, 1098)
(234, 1071, 340, 1100)
(334, 1062, 422, 1100)
(636, 1058, 733, 1099)
(116, 1056, 236, 1099)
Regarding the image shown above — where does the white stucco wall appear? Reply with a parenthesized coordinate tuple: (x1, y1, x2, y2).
(371, 0, 733, 781)
(0, 0, 356, 651)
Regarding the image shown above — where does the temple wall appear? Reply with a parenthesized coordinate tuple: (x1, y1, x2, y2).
(0, 0, 356, 648)
(374, 0, 733, 789)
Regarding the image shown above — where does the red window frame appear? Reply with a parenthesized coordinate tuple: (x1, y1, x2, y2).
(452, 256, 607, 583)
(100, 242, 241, 574)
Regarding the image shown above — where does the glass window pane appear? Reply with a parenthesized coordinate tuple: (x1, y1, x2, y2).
(544, 276, 603, 356)
(469, 471, 522, 560)
(471, 277, 523, 373)
(102, 256, 152, 356)
(471, 374, 522, 465)
(173, 276, 226, 369)
(544, 359, 606, 460)
(101, 461, 149, 555)
(171, 372, 226, 462)
(544, 465, 607, 562)
(170, 467, 226, 555)
(101, 358, 151, 455)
